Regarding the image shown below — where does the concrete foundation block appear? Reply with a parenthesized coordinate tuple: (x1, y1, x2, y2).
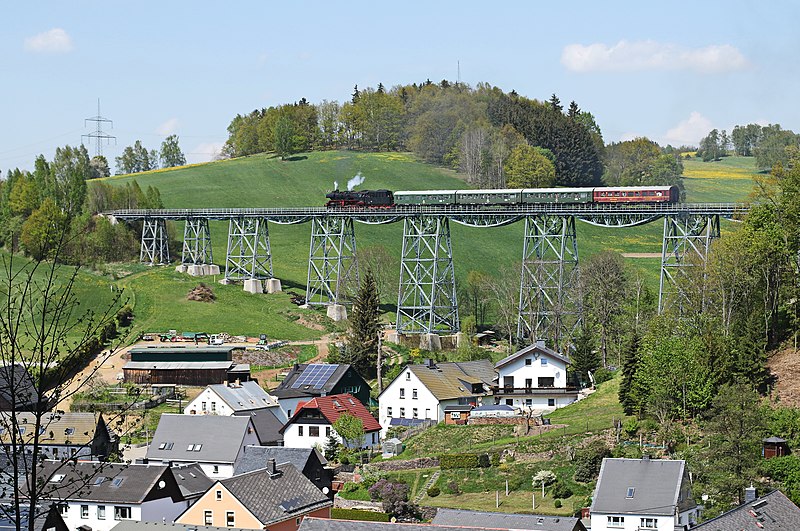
(419, 333, 441, 351)
(243, 279, 264, 294)
(175, 264, 187, 273)
(327, 304, 347, 321)
(187, 265, 207, 277)
(206, 264, 221, 276)
(455, 332, 469, 348)
(265, 278, 282, 294)
(385, 331, 399, 344)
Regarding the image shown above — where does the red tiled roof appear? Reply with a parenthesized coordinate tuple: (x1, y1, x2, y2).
(286, 393, 381, 432)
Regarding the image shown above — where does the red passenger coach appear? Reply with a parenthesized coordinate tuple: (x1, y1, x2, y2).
(593, 186, 679, 204)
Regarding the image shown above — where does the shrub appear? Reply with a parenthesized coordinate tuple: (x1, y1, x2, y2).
(490, 453, 501, 467)
(623, 418, 639, 438)
(574, 440, 611, 483)
(368, 479, 419, 519)
(440, 453, 491, 470)
(477, 453, 491, 468)
(446, 481, 460, 495)
(554, 499, 562, 508)
(593, 367, 613, 385)
(331, 508, 390, 522)
(550, 481, 573, 499)
(427, 486, 440, 497)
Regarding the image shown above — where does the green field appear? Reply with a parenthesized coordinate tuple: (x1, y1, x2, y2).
(95, 152, 759, 338)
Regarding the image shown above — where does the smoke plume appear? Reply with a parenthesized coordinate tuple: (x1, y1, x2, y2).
(334, 181, 339, 191)
(347, 172, 365, 191)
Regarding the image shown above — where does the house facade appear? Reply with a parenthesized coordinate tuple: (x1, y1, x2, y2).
(378, 360, 494, 437)
(280, 394, 381, 450)
(493, 341, 577, 410)
(184, 381, 283, 420)
(590, 457, 700, 531)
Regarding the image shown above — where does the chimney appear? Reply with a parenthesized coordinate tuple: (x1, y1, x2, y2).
(268, 458, 281, 478)
(745, 485, 757, 503)
(535, 339, 546, 348)
(425, 359, 436, 369)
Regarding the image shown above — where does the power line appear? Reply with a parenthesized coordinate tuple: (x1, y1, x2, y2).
(82, 99, 116, 157)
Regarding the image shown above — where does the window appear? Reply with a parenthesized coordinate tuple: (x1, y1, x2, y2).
(626, 487, 635, 498)
(505, 399, 513, 406)
(204, 511, 213, 525)
(50, 474, 65, 483)
(114, 506, 131, 520)
(540, 358, 548, 366)
(213, 465, 219, 475)
(525, 378, 533, 389)
(425, 409, 431, 419)
(64, 427, 75, 436)
(58, 504, 67, 516)
(405, 372, 411, 381)
(386, 407, 393, 417)
(399, 407, 405, 417)
(538, 377, 555, 387)
(548, 398, 555, 407)
(607, 516, 624, 528)
(399, 388, 405, 399)
(525, 399, 532, 406)
(211, 402, 216, 412)
(298, 425, 304, 436)
(640, 517, 657, 529)
(309, 426, 320, 437)
(525, 358, 532, 366)
(187, 444, 195, 451)
(80, 505, 88, 519)
(194, 444, 202, 452)
(450, 412, 461, 420)
(412, 408, 418, 418)
(326, 426, 331, 437)
(216, 490, 222, 501)
(97, 506, 106, 520)
(202, 401, 207, 411)
(226, 512, 235, 527)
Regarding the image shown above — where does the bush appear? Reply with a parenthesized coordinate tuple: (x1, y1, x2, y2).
(550, 481, 573, 499)
(593, 367, 614, 385)
(623, 418, 639, 438)
(331, 508, 390, 522)
(554, 499, 562, 508)
(427, 486, 440, 497)
(574, 441, 611, 483)
(490, 453, 501, 467)
(446, 480, 460, 495)
(368, 479, 419, 519)
(440, 453, 491, 470)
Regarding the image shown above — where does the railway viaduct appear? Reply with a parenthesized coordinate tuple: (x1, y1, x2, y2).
(106, 202, 746, 349)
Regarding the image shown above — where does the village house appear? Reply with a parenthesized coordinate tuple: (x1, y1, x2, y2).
(0, 363, 42, 411)
(280, 393, 381, 449)
(693, 489, 800, 530)
(0, 412, 118, 461)
(378, 359, 494, 437)
(183, 381, 284, 419)
(493, 340, 577, 411)
(0, 503, 69, 531)
(271, 364, 371, 419)
(145, 414, 259, 479)
(432, 508, 587, 531)
(35, 461, 186, 531)
(175, 460, 331, 531)
(232, 408, 285, 446)
(170, 463, 214, 507)
(233, 446, 332, 497)
(590, 457, 700, 531)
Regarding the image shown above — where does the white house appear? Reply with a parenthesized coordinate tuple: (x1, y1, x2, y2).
(280, 393, 381, 450)
(493, 340, 577, 411)
(590, 457, 700, 531)
(378, 359, 494, 437)
(145, 414, 259, 479)
(37, 461, 186, 531)
(183, 381, 285, 421)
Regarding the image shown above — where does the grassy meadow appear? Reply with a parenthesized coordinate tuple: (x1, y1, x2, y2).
(92, 151, 760, 338)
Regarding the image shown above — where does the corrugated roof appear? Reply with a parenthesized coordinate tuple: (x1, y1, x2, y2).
(129, 346, 237, 356)
(146, 414, 252, 463)
(591, 458, 692, 516)
(399, 360, 495, 401)
(298, 517, 524, 531)
(124, 361, 234, 370)
(281, 393, 380, 433)
(113, 522, 251, 531)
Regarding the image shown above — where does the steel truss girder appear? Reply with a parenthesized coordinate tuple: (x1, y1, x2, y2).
(450, 215, 523, 228)
(182, 218, 213, 265)
(396, 216, 459, 335)
(578, 214, 662, 228)
(224, 217, 273, 281)
(140, 218, 170, 265)
(305, 217, 359, 306)
(659, 214, 720, 313)
(517, 215, 580, 349)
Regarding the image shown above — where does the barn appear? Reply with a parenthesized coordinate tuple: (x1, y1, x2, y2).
(122, 345, 250, 386)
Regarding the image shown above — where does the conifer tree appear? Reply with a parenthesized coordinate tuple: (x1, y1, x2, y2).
(619, 331, 640, 415)
(346, 268, 381, 377)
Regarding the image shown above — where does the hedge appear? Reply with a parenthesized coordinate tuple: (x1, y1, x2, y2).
(440, 452, 492, 470)
(331, 508, 391, 522)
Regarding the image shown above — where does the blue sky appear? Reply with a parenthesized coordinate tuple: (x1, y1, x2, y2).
(2, 0, 798, 171)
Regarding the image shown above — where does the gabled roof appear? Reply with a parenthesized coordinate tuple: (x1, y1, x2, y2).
(112, 522, 251, 531)
(203, 381, 278, 412)
(386, 360, 494, 401)
(0, 364, 40, 410)
(234, 446, 327, 476)
(146, 414, 252, 463)
(298, 517, 534, 531)
(36, 461, 178, 504)
(219, 464, 331, 526)
(591, 458, 691, 516)
(432, 508, 586, 531)
(0, 412, 110, 446)
(233, 408, 284, 445)
(171, 463, 213, 499)
(693, 490, 800, 530)
(281, 393, 381, 433)
(495, 340, 570, 369)
(271, 364, 362, 399)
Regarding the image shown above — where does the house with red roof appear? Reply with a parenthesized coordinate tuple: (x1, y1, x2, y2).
(280, 393, 381, 449)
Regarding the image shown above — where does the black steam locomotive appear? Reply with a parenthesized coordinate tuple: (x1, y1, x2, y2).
(325, 189, 394, 207)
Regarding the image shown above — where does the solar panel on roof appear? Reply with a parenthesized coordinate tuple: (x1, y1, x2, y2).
(290, 364, 337, 389)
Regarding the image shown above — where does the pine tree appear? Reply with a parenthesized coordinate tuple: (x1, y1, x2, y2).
(346, 268, 381, 377)
(549, 94, 563, 113)
(570, 326, 599, 387)
(619, 331, 640, 415)
(568, 101, 580, 119)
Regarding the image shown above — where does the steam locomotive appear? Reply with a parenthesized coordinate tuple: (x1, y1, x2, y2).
(325, 186, 680, 208)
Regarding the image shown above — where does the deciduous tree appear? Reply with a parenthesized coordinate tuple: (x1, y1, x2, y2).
(159, 135, 186, 168)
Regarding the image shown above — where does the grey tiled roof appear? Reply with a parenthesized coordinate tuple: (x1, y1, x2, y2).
(298, 517, 524, 531)
(146, 414, 251, 463)
(112, 521, 251, 531)
(591, 458, 691, 516)
(693, 490, 800, 530)
(234, 446, 327, 476)
(170, 463, 213, 498)
(432, 508, 586, 531)
(232, 408, 284, 445)
(220, 464, 331, 525)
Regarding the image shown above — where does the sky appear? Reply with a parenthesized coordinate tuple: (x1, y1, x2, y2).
(2, 0, 799, 172)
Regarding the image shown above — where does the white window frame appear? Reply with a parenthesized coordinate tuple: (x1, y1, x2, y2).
(204, 510, 213, 525)
(607, 515, 624, 528)
(97, 506, 106, 520)
(80, 505, 88, 519)
(114, 506, 131, 521)
(640, 517, 658, 529)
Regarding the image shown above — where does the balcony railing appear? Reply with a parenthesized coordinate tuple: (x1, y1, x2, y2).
(493, 386, 577, 396)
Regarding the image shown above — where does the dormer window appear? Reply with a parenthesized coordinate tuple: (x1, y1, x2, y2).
(626, 487, 635, 498)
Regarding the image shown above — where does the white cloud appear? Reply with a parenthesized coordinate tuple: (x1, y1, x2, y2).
(24, 28, 74, 54)
(561, 40, 748, 73)
(156, 118, 179, 136)
(187, 142, 225, 164)
(663, 112, 714, 146)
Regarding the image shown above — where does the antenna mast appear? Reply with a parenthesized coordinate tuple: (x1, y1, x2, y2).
(82, 99, 116, 157)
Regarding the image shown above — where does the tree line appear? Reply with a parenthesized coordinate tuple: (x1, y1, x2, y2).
(115, 135, 186, 174)
(698, 123, 800, 170)
(222, 81, 684, 191)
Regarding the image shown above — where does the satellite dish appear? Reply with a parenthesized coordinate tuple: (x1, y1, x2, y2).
(158, 480, 166, 489)
(322, 487, 330, 495)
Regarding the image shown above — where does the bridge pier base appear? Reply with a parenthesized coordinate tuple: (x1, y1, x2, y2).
(182, 218, 213, 268)
(396, 216, 459, 335)
(140, 218, 170, 265)
(265, 278, 282, 294)
(659, 214, 720, 313)
(516, 215, 580, 351)
(224, 217, 273, 285)
(306, 217, 359, 307)
(326, 304, 348, 321)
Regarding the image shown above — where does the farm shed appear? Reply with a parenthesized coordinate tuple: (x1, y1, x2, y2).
(123, 345, 249, 386)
